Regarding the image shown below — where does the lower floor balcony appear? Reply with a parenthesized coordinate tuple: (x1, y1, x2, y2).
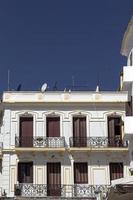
(14, 184, 109, 199)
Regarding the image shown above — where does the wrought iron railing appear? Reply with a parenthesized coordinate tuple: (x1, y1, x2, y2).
(15, 136, 65, 148)
(69, 137, 128, 148)
(14, 184, 110, 198)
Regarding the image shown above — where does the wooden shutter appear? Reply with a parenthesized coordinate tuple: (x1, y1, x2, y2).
(108, 117, 115, 139)
(47, 163, 61, 196)
(108, 116, 122, 147)
(73, 117, 86, 147)
(20, 117, 33, 147)
(47, 117, 60, 137)
(18, 162, 33, 183)
(109, 163, 123, 181)
(74, 162, 88, 184)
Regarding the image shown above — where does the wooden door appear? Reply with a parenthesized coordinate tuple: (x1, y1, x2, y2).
(19, 117, 33, 147)
(18, 162, 33, 183)
(47, 163, 61, 196)
(47, 117, 60, 137)
(73, 117, 86, 147)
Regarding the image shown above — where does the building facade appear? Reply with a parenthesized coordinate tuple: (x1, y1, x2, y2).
(0, 91, 129, 199)
(0, 17, 133, 200)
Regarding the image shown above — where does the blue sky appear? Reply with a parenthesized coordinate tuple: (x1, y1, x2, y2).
(0, 0, 132, 92)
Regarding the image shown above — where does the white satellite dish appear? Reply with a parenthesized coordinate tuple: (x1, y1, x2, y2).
(41, 83, 47, 92)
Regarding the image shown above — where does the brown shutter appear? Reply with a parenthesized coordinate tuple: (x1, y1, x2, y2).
(74, 162, 88, 184)
(73, 117, 86, 147)
(108, 117, 115, 138)
(18, 162, 33, 183)
(47, 163, 61, 196)
(109, 163, 123, 181)
(108, 116, 122, 147)
(47, 117, 60, 137)
(20, 117, 33, 147)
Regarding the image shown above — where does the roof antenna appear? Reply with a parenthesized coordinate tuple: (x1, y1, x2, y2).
(96, 72, 100, 92)
(7, 69, 10, 91)
(96, 85, 99, 92)
(53, 81, 58, 91)
(16, 84, 22, 91)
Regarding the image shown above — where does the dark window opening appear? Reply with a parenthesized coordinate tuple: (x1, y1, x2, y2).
(47, 117, 60, 137)
(73, 117, 87, 147)
(47, 162, 61, 196)
(109, 162, 123, 181)
(18, 162, 33, 183)
(19, 117, 33, 147)
(108, 116, 122, 147)
(74, 162, 88, 184)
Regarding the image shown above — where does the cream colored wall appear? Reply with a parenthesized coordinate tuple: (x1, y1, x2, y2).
(1, 102, 129, 197)
(8, 103, 126, 147)
(8, 152, 129, 196)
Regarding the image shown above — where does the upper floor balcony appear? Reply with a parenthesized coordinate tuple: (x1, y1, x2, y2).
(14, 136, 128, 153)
(69, 137, 128, 152)
(15, 136, 66, 152)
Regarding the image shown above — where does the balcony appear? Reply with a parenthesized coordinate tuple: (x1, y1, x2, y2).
(15, 136, 66, 152)
(14, 184, 109, 199)
(69, 137, 128, 152)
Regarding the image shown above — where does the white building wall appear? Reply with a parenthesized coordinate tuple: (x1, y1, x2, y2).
(0, 95, 130, 197)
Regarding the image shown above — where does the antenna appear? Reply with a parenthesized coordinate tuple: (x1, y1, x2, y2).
(41, 83, 47, 92)
(97, 71, 100, 87)
(7, 69, 10, 91)
(96, 85, 99, 92)
(53, 81, 58, 91)
(16, 84, 22, 91)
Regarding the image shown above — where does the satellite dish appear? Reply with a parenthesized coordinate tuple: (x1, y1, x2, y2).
(41, 83, 47, 92)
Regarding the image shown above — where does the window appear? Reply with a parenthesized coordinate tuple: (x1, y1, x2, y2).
(108, 116, 122, 147)
(46, 117, 60, 137)
(109, 162, 123, 181)
(18, 162, 33, 183)
(74, 162, 88, 184)
(19, 117, 33, 147)
(73, 117, 87, 147)
(47, 162, 61, 196)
